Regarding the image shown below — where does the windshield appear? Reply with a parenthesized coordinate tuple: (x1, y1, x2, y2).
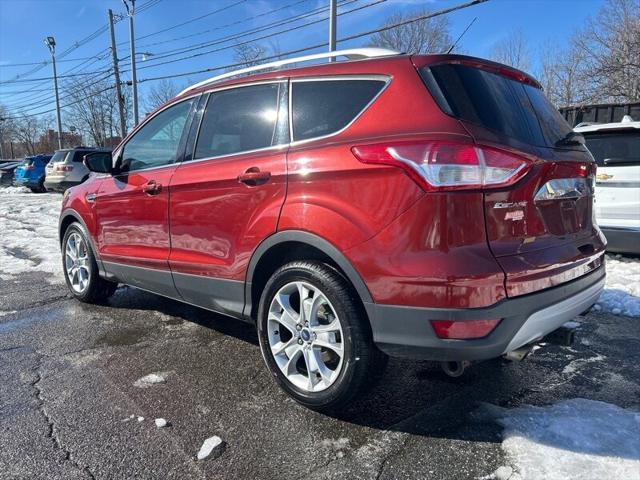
(421, 63, 573, 147)
(582, 130, 640, 167)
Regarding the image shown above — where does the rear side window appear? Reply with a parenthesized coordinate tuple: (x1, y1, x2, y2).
(194, 83, 281, 159)
(582, 130, 640, 167)
(422, 64, 572, 147)
(291, 79, 386, 141)
(72, 151, 90, 162)
(50, 151, 69, 163)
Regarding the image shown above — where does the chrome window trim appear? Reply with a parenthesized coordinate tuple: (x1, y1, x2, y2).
(289, 75, 391, 146)
(113, 75, 391, 172)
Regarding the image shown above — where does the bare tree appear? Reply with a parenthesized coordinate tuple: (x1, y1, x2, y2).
(232, 43, 269, 68)
(144, 78, 180, 112)
(537, 39, 590, 107)
(490, 29, 530, 71)
(12, 114, 41, 155)
(573, 0, 640, 102)
(369, 9, 453, 53)
(64, 78, 119, 147)
(0, 104, 17, 159)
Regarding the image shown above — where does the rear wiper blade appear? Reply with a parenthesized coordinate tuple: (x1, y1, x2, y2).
(555, 131, 585, 147)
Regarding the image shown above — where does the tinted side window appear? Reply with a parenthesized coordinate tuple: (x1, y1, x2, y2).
(72, 151, 90, 162)
(194, 83, 281, 159)
(121, 98, 194, 172)
(291, 79, 386, 141)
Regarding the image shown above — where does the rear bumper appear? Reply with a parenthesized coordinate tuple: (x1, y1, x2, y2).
(366, 264, 605, 361)
(44, 179, 79, 192)
(601, 226, 640, 255)
(15, 177, 42, 188)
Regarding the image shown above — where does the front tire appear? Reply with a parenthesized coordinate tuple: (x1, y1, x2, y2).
(62, 223, 117, 303)
(257, 261, 387, 412)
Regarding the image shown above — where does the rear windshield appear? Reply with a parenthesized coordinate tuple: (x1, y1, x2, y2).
(582, 130, 640, 167)
(22, 158, 34, 167)
(421, 64, 572, 147)
(51, 151, 70, 163)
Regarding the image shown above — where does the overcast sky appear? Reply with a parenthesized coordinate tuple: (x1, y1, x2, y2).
(0, 0, 604, 118)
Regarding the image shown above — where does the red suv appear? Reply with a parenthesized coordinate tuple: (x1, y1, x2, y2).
(59, 49, 605, 411)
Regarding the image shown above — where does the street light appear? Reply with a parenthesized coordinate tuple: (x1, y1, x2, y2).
(44, 36, 63, 150)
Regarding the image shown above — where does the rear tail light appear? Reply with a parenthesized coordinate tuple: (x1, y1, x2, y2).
(430, 319, 501, 339)
(351, 141, 531, 191)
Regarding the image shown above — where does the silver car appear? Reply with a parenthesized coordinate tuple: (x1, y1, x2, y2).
(44, 147, 110, 192)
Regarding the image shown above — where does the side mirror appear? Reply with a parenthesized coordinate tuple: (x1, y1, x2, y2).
(84, 151, 113, 173)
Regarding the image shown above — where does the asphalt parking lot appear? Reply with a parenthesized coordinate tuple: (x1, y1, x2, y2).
(1, 188, 639, 480)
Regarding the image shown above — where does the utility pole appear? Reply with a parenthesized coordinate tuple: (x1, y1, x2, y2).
(328, 0, 337, 61)
(0, 118, 5, 160)
(44, 36, 63, 149)
(108, 9, 127, 138)
(123, 0, 139, 126)
(0, 120, 5, 160)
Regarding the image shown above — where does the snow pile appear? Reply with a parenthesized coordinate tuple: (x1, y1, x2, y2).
(133, 372, 169, 388)
(197, 435, 224, 460)
(0, 187, 62, 280)
(154, 418, 168, 428)
(595, 254, 640, 317)
(487, 398, 640, 480)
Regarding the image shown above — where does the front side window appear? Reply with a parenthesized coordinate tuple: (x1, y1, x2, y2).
(194, 83, 281, 160)
(291, 79, 387, 141)
(121, 98, 194, 172)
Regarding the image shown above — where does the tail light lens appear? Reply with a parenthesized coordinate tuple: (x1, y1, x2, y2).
(431, 319, 501, 339)
(351, 141, 531, 191)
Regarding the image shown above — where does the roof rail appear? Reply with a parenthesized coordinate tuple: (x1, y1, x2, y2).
(178, 48, 400, 96)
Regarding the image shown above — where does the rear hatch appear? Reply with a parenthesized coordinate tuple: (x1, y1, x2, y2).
(418, 58, 605, 297)
(13, 159, 32, 182)
(46, 150, 71, 177)
(579, 127, 640, 230)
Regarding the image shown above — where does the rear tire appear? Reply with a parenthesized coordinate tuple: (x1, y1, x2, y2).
(62, 222, 117, 303)
(257, 261, 387, 412)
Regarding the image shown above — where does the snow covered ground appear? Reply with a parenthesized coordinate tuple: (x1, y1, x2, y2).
(0, 186, 63, 280)
(0, 186, 638, 317)
(484, 399, 640, 480)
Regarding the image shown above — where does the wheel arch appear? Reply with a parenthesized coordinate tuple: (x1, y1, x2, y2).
(59, 209, 106, 277)
(244, 231, 374, 321)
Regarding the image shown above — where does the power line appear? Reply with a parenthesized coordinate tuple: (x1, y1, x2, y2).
(134, 0, 314, 50)
(131, 0, 248, 43)
(0, 0, 161, 80)
(131, 0, 380, 73)
(140, 0, 488, 85)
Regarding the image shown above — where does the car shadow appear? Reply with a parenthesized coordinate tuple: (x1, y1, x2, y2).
(100, 285, 640, 462)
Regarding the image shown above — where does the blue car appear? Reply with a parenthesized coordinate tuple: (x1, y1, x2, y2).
(14, 154, 53, 192)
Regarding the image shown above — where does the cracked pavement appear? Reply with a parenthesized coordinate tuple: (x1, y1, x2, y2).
(1, 270, 639, 480)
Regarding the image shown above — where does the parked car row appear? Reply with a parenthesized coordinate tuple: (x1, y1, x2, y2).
(0, 146, 110, 193)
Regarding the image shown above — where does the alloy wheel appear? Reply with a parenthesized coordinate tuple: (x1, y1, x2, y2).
(267, 281, 344, 392)
(64, 232, 90, 293)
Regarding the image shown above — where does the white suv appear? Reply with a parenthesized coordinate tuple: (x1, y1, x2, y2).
(575, 115, 640, 254)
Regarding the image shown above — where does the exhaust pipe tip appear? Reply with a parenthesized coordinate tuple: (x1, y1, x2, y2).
(441, 360, 470, 377)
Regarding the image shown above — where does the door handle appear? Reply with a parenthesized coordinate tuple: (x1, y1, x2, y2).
(238, 167, 271, 186)
(142, 180, 162, 195)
